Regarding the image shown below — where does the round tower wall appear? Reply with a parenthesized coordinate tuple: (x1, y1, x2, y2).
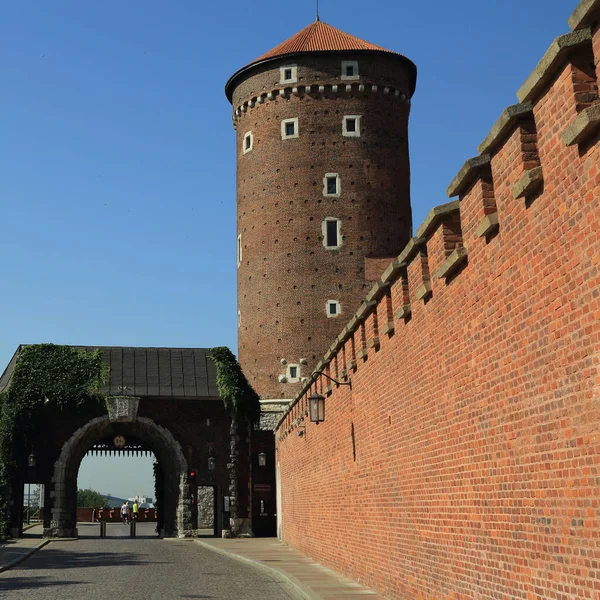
(231, 52, 414, 399)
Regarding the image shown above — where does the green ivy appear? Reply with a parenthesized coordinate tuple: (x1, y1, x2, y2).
(0, 344, 108, 538)
(208, 347, 260, 424)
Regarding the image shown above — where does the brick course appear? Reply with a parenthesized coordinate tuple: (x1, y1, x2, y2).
(274, 5, 600, 599)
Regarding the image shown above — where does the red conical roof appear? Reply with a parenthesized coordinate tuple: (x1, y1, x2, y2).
(254, 20, 395, 62)
(225, 20, 416, 102)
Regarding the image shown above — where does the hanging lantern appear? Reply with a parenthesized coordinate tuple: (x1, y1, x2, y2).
(308, 393, 325, 423)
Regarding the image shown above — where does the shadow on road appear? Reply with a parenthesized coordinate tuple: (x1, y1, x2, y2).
(10, 546, 172, 571)
(0, 576, 87, 592)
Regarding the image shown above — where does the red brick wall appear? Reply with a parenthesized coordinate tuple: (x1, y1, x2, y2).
(229, 53, 414, 399)
(275, 18, 600, 600)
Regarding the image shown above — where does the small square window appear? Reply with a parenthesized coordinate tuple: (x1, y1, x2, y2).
(286, 364, 300, 382)
(326, 300, 341, 317)
(343, 115, 361, 137)
(280, 65, 298, 84)
(327, 178, 337, 195)
(281, 118, 299, 140)
(341, 61, 359, 81)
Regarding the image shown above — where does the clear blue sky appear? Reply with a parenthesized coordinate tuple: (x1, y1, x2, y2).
(1, 0, 575, 497)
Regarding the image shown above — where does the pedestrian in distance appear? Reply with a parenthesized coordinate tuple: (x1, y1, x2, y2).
(121, 501, 128, 525)
(132, 500, 139, 521)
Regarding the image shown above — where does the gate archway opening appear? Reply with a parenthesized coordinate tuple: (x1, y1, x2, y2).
(45, 415, 191, 538)
(77, 437, 156, 538)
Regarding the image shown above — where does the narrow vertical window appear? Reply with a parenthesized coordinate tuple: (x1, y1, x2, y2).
(237, 234, 242, 267)
(322, 218, 341, 249)
(243, 131, 253, 154)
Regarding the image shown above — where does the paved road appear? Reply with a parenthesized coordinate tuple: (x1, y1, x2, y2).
(0, 524, 299, 599)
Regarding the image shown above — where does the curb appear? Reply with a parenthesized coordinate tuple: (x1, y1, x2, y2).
(0, 539, 50, 573)
(192, 539, 315, 600)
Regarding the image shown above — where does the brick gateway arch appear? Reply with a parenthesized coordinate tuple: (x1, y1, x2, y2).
(47, 412, 188, 538)
(1, 345, 276, 539)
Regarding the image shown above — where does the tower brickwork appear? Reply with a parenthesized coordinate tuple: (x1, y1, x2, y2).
(226, 22, 417, 399)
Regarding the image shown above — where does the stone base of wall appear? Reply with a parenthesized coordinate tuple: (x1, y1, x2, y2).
(223, 517, 253, 538)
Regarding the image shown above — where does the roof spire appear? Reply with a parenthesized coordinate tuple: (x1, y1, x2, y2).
(316, 0, 320, 21)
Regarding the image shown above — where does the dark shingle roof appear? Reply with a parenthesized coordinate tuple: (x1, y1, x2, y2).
(0, 345, 220, 399)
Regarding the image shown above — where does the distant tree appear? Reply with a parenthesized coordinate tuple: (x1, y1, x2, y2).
(77, 488, 105, 508)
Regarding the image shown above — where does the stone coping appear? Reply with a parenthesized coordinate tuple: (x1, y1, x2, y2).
(415, 200, 461, 239)
(396, 235, 426, 265)
(446, 155, 491, 198)
(259, 399, 293, 405)
(365, 280, 390, 303)
(517, 28, 593, 103)
(511, 166, 544, 199)
(478, 103, 534, 155)
(568, 0, 600, 31)
(562, 104, 600, 146)
(476, 213, 500, 238)
(416, 281, 432, 301)
(381, 259, 406, 284)
(435, 247, 468, 280)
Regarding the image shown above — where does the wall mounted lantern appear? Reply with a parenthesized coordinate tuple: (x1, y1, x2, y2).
(28, 452, 36, 468)
(208, 456, 216, 471)
(258, 452, 267, 467)
(308, 393, 325, 423)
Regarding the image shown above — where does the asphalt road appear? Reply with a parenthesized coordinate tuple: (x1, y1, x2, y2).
(0, 524, 300, 599)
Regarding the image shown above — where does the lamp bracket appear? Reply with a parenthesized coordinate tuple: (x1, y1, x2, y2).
(311, 370, 352, 389)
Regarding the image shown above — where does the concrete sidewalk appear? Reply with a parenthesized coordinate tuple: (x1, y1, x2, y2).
(0, 527, 48, 573)
(196, 537, 385, 600)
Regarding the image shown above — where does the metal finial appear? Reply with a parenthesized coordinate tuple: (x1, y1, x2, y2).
(316, 0, 320, 21)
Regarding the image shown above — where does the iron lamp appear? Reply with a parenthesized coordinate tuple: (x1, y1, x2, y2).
(308, 393, 325, 423)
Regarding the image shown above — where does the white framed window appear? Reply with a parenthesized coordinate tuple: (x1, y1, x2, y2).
(238, 310, 241, 328)
(326, 300, 341, 317)
(341, 61, 359, 80)
(323, 173, 340, 197)
(286, 364, 300, 383)
(322, 218, 342, 249)
(342, 115, 361, 137)
(280, 65, 298, 84)
(243, 131, 253, 153)
(281, 118, 299, 140)
(237, 234, 242, 267)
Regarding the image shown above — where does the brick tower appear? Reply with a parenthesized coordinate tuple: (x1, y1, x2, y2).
(226, 20, 417, 400)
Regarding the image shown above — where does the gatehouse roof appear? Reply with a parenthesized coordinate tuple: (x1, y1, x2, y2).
(0, 345, 221, 399)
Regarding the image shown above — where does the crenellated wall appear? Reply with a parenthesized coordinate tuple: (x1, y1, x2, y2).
(274, 2, 600, 599)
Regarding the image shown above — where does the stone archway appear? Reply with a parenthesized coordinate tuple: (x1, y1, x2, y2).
(45, 414, 190, 538)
